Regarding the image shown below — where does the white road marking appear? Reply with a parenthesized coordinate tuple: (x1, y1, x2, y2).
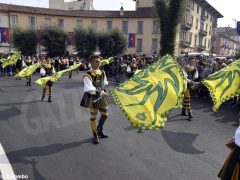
(0, 143, 16, 180)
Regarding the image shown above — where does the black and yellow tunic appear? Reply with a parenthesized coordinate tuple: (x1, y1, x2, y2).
(80, 69, 108, 109)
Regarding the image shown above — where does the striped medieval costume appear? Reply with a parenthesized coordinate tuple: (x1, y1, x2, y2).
(24, 57, 33, 86)
(182, 65, 198, 120)
(80, 69, 109, 144)
(40, 62, 55, 102)
(218, 127, 240, 180)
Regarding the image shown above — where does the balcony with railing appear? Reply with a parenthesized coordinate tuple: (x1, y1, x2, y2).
(201, 15, 207, 21)
(186, 4, 191, 11)
(182, 21, 192, 30)
(199, 29, 208, 36)
(198, 45, 206, 51)
(180, 40, 191, 47)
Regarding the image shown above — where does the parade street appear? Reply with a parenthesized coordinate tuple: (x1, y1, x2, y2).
(0, 73, 238, 180)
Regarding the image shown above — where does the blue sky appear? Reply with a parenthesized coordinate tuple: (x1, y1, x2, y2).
(0, 0, 239, 27)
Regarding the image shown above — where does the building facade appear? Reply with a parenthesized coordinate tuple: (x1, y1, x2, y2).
(177, 0, 223, 55)
(213, 27, 240, 56)
(0, 0, 223, 56)
(0, 11, 10, 54)
(49, 0, 94, 10)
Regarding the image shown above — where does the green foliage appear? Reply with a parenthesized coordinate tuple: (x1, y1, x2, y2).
(75, 27, 97, 60)
(75, 27, 126, 59)
(12, 28, 38, 56)
(155, 0, 186, 56)
(98, 29, 126, 57)
(39, 26, 67, 57)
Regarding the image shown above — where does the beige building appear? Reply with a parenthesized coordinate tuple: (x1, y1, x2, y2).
(177, 0, 223, 55)
(49, 0, 94, 10)
(0, 0, 223, 56)
(213, 27, 240, 56)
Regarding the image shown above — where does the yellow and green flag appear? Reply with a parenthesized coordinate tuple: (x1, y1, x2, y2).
(110, 55, 186, 130)
(100, 57, 113, 66)
(15, 62, 41, 78)
(35, 63, 81, 87)
(203, 60, 240, 111)
(2, 52, 21, 68)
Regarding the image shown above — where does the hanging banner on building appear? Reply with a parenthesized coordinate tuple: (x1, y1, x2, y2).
(237, 21, 240, 35)
(0, 27, 9, 45)
(67, 32, 74, 46)
(128, 33, 136, 48)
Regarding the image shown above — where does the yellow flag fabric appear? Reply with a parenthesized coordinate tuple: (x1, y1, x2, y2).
(35, 63, 81, 87)
(203, 60, 240, 111)
(100, 57, 113, 66)
(110, 55, 186, 130)
(0, 58, 5, 63)
(15, 62, 41, 78)
(2, 52, 21, 68)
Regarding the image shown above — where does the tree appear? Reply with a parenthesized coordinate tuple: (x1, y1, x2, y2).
(98, 29, 126, 57)
(110, 29, 127, 56)
(12, 28, 38, 56)
(39, 26, 67, 57)
(75, 27, 98, 60)
(155, 0, 186, 56)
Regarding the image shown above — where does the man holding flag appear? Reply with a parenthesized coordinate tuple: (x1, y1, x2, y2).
(80, 55, 109, 144)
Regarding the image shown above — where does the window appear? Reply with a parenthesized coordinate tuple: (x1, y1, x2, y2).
(197, 5, 199, 14)
(208, 39, 211, 49)
(107, 21, 112, 32)
(195, 18, 198, 30)
(136, 38, 143, 52)
(11, 15, 18, 27)
(76, 20, 83, 28)
(189, 33, 192, 43)
(137, 21, 143, 34)
(29, 16, 36, 29)
(91, 20, 97, 29)
(58, 19, 64, 28)
(200, 21, 204, 30)
(192, 0, 194, 10)
(45, 18, 51, 26)
(152, 20, 159, 33)
(152, 38, 158, 52)
(122, 21, 128, 34)
(194, 34, 197, 46)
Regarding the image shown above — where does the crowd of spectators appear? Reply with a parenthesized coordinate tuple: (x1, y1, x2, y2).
(0, 52, 239, 108)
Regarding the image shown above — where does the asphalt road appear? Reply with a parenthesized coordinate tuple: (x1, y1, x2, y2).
(0, 72, 239, 180)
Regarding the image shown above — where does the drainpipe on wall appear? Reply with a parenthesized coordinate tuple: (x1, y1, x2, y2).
(8, 9, 11, 53)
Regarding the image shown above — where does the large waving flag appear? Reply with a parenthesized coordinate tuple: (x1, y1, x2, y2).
(100, 57, 113, 67)
(35, 63, 81, 87)
(2, 52, 21, 68)
(203, 60, 240, 111)
(15, 62, 41, 78)
(110, 55, 186, 130)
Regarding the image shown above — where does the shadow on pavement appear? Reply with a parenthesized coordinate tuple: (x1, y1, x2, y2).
(0, 106, 22, 121)
(161, 129, 205, 154)
(191, 97, 239, 124)
(0, 100, 40, 107)
(5, 138, 92, 164)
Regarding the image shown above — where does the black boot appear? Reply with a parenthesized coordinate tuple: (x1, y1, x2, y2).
(181, 108, 188, 116)
(48, 96, 52, 102)
(41, 95, 45, 101)
(26, 81, 29, 86)
(188, 112, 194, 121)
(97, 126, 108, 138)
(93, 133, 99, 144)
